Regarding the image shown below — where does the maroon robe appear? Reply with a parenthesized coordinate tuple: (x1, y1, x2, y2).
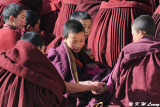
(0, 40, 66, 107)
(87, 1, 152, 68)
(0, 24, 22, 52)
(152, 5, 160, 38)
(53, 0, 77, 37)
(152, 0, 160, 12)
(107, 37, 160, 107)
(47, 41, 112, 107)
(75, 0, 108, 21)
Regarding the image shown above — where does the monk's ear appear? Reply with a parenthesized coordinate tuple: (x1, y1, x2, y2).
(139, 30, 146, 38)
(27, 25, 32, 30)
(9, 15, 14, 23)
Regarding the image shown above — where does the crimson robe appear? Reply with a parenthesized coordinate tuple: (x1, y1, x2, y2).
(152, 0, 160, 12)
(152, 5, 160, 38)
(53, 0, 77, 37)
(0, 24, 22, 52)
(0, 40, 66, 107)
(107, 37, 160, 107)
(75, 0, 108, 21)
(47, 41, 112, 107)
(87, 1, 152, 68)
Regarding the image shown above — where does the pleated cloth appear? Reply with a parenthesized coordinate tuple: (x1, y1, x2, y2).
(53, 0, 78, 37)
(88, 1, 152, 68)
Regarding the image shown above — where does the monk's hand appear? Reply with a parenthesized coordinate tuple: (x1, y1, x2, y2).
(92, 85, 108, 95)
(89, 81, 105, 91)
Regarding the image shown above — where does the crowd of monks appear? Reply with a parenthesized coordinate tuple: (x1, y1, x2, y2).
(0, 0, 160, 107)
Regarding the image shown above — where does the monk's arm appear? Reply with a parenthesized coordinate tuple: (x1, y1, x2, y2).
(64, 81, 105, 93)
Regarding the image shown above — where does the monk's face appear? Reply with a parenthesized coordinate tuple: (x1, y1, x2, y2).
(11, 10, 26, 30)
(64, 31, 85, 53)
(132, 26, 143, 42)
(79, 19, 92, 39)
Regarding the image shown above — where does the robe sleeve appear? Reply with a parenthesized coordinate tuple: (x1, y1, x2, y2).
(47, 48, 68, 80)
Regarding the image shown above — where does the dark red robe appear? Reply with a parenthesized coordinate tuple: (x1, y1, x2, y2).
(87, 0, 152, 68)
(152, 0, 160, 12)
(47, 41, 112, 107)
(107, 37, 160, 107)
(0, 24, 22, 52)
(53, 0, 78, 37)
(152, 5, 160, 38)
(75, 0, 108, 21)
(0, 40, 66, 107)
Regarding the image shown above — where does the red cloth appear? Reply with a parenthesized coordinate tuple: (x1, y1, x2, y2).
(53, 0, 78, 37)
(45, 36, 62, 54)
(87, 1, 152, 68)
(108, 37, 160, 106)
(152, 0, 160, 12)
(0, 24, 22, 52)
(0, 40, 66, 107)
(152, 6, 160, 38)
(75, 0, 107, 21)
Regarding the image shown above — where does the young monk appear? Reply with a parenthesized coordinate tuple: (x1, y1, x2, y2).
(0, 31, 105, 107)
(93, 15, 160, 106)
(0, 3, 26, 52)
(46, 11, 92, 56)
(47, 20, 111, 107)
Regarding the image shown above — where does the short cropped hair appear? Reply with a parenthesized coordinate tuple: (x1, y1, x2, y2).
(63, 20, 85, 38)
(25, 10, 40, 28)
(132, 15, 156, 36)
(2, 3, 24, 23)
(70, 11, 92, 21)
(21, 32, 43, 48)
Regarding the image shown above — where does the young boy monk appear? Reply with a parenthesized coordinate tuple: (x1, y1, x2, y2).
(70, 11, 93, 57)
(93, 15, 160, 106)
(47, 20, 111, 107)
(0, 31, 105, 107)
(0, 3, 26, 52)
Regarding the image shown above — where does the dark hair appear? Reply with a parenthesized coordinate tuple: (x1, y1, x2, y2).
(132, 15, 156, 36)
(2, 3, 24, 23)
(25, 10, 40, 28)
(21, 32, 44, 48)
(70, 11, 92, 21)
(63, 20, 85, 38)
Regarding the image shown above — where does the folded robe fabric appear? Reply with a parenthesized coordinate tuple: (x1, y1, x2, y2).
(108, 37, 160, 107)
(0, 40, 66, 107)
(87, 1, 152, 68)
(53, 0, 78, 37)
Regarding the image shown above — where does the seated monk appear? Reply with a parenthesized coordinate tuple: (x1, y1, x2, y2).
(93, 15, 160, 107)
(0, 32, 106, 107)
(47, 20, 112, 107)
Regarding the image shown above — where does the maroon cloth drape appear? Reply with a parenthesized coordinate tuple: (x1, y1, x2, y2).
(152, 5, 160, 38)
(75, 0, 108, 21)
(88, 1, 152, 68)
(152, 0, 160, 12)
(0, 40, 66, 107)
(0, 24, 22, 52)
(108, 37, 160, 107)
(53, 0, 77, 37)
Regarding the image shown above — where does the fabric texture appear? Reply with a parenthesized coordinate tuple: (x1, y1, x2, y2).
(87, 1, 152, 68)
(0, 40, 66, 107)
(0, 24, 22, 52)
(108, 37, 160, 107)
